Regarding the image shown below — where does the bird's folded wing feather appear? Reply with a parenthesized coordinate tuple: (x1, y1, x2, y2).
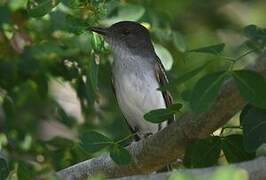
(154, 56, 175, 123)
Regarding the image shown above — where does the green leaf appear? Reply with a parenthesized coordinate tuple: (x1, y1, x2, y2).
(101, 4, 145, 26)
(27, 0, 60, 17)
(159, 62, 210, 91)
(232, 70, 266, 109)
(56, 104, 77, 127)
(175, 62, 210, 84)
(144, 103, 182, 123)
(17, 161, 36, 180)
(190, 71, 230, 113)
(46, 137, 74, 149)
(211, 167, 248, 180)
(154, 44, 174, 71)
(0, 158, 9, 180)
(75, 76, 95, 109)
(240, 105, 266, 152)
(110, 144, 132, 165)
(184, 136, 221, 168)
(188, 43, 225, 55)
(173, 31, 186, 53)
(221, 134, 255, 163)
(0, 6, 11, 25)
(91, 33, 104, 53)
(244, 25, 266, 43)
(244, 25, 258, 39)
(50, 11, 88, 33)
(80, 131, 112, 153)
(88, 55, 98, 94)
(256, 143, 266, 157)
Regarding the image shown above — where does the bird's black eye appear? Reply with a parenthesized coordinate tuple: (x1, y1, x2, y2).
(122, 30, 130, 36)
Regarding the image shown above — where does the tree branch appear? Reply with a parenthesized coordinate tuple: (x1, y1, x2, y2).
(116, 157, 266, 180)
(57, 54, 266, 180)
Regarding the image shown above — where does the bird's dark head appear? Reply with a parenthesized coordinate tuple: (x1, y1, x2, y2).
(90, 21, 154, 55)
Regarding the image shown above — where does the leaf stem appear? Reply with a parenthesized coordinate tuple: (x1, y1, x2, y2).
(220, 56, 236, 62)
(116, 133, 138, 144)
(235, 49, 257, 62)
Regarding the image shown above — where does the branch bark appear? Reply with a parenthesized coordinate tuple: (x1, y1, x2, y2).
(116, 157, 266, 180)
(57, 54, 266, 180)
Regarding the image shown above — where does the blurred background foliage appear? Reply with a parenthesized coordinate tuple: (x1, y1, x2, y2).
(0, 0, 266, 179)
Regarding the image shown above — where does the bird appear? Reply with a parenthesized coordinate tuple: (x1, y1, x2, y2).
(90, 21, 175, 140)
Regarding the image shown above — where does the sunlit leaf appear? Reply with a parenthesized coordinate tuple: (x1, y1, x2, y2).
(154, 44, 174, 71)
(211, 167, 248, 180)
(144, 103, 182, 123)
(110, 144, 132, 165)
(190, 71, 230, 113)
(101, 4, 145, 26)
(232, 70, 266, 109)
(91, 33, 104, 53)
(188, 43, 225, 55)
(80, 131, 112, 153)
(240, 105, 266, 152)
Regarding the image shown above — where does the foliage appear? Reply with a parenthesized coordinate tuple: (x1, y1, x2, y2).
(168, 167, 248, 180)
(0, 0, 266, 178)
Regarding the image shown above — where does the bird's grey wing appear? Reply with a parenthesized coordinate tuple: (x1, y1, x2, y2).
(111, 77, 141, 141)
(154, 56, 175, 125)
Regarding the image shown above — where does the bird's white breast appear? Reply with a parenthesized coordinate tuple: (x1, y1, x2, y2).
(112, 53, 166, 137)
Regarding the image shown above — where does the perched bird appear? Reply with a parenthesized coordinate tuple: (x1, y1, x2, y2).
(91, 21, 174, 140)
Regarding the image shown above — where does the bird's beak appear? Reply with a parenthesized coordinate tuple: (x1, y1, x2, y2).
(90, 27, 108, 36)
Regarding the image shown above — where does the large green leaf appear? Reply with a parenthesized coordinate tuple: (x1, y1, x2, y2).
(27, 0, 60, 17)
(159, 62, 209, 91)
(101, 4, 145, 26)
(110, 144, 132, 165)
(174, 62, 210, 85)
(173, 31, 186, 53)
(0, 158, 9, 180)
(190, 71, 230, 113)
(188, 43, 225, 55)
(221, 134, 255, 163)
(232, 70, 266, 109)
(184, 136, 221, 168)
(240, 105, 266, 152)
(80, 131, 112, 153)
(154, 44, 174, 71)
(144, 103, 182, 123)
